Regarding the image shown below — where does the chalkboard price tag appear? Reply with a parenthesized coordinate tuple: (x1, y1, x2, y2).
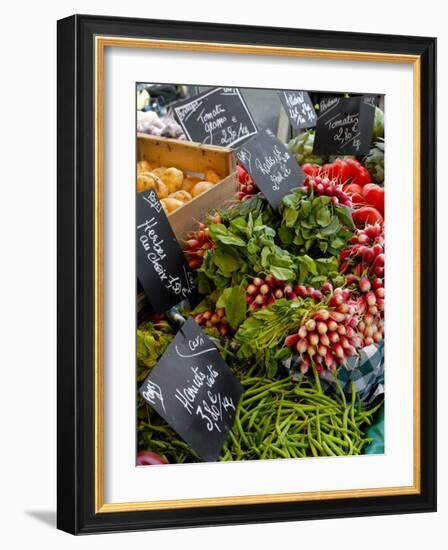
(236, 129, 305, 209)
(278, 90, 317, 129)
(173, 87, 258, 147)
(139, 317, 243, 462)
(137, 189, 197, 314)
(313, 96, 375, 156)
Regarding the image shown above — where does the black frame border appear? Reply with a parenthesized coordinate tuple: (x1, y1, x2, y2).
(57, 14, 436, 534)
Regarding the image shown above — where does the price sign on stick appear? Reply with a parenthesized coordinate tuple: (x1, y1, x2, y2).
(173, 87, 258, 147)
(236, 129, 305, 209)
(136, 189, 198, 314)
(140, 317, 243, 462)
(313, 96, 375, 156)
(278, 90, 317, 129)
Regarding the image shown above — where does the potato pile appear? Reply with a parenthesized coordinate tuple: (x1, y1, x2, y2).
(137, 160, 221, 214)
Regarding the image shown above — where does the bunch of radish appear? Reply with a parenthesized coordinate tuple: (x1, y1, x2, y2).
(245, 275, 328, 312)
(304, 175, 352, 207)
(183, 214, 221, 270)
(193, 307, 232, 337)
(236, 163, 259, 200)
(353, 276, 385, 347)
(284, 287, 361, 374)
(339, 223, 385, 278)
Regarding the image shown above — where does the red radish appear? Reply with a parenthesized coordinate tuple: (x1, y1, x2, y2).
(298, 325, 308, 338)
(317, 345, 328, 357)
(253, 277, 263, 287)
(285, 334, 300, 347)
(366, 291, 376, 306)
(312, 289, 324, 301)
(328, 331, 340, 344)
(314, 309, 330, 321)
(372, 278, 383, 289)
(296, 339, 308, 354)
(322, 281, 333, 294)
(308, 332, 319, 346)
(259, 284, 270, 295)
(317, 321, 328, 334)
(300, 360, 310, 374)
(375, 287, 385, 298)
(137, 451, 168, 466)
(330, 311, 345, 322)
(305, 319, 316, 332)
(320, 334, 330, 347)
(359, 277, 371, 293)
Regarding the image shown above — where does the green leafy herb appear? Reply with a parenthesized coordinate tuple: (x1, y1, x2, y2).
(279, 188, 355, 258)
(216, 285, 247, 329)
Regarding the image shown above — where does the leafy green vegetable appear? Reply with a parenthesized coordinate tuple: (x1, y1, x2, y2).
(198, 213, 298, 290)
(137, 321, 174, 381)
(216, 285, 247, 329)
(279, 188, 355, 258)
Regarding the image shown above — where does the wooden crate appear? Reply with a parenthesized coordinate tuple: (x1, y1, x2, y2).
(137, 134, 238, 241)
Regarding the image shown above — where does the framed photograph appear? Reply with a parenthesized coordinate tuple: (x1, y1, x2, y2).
(57, 15, 436, 534)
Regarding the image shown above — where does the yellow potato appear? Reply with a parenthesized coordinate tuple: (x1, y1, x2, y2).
(136, 173, 168, 198)
(161, 167, 184, 194)
(160, 197, 184, 213)
(151, 167, 167, 179)
(137, 160, 158, 174)
(169, 190, 192, 203)
(182, 176, 201, 193)
(191, 181, 214, 198)
(204, 169, 221, 184)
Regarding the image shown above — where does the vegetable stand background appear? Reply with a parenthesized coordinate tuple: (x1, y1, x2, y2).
(136, 85, 386, 465)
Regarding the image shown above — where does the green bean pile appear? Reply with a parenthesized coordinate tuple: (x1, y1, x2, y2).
(220, 373, 382, 461)
(138, 369, 382, 463)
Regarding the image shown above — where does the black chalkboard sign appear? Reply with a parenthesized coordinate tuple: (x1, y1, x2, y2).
(139, 317, 243, 462)
(136, 189, 197, 314)
(173, 87, 258, 147)
(313, 96, 375, 156)
(235, 129, 305, 209)
(278, 90, 317, 129)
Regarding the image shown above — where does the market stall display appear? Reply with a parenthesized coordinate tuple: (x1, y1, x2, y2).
(136, 87, 385, 465)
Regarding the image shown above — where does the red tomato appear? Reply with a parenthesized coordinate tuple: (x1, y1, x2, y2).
(345, 159, 372, 186)
(302, 163, 320, 177)
(319, 160, 350, 183)
(350, 193, 366, 205)
(333, 159, 351, 183)
(343, 183, 363, 196)
(362, 184, 384, 215)
(319, 163, 335, 178)
(352, 206, 383, 227)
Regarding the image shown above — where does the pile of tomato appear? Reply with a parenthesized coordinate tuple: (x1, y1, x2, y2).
(302, 159, 384, 227)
